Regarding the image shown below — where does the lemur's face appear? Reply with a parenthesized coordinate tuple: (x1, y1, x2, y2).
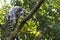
(19, 9, 26, 16)
(14, 6, 26, 16)
(20, 9, 26, 15)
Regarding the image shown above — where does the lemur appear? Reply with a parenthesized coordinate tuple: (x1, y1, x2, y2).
(6, 6, 26, 31)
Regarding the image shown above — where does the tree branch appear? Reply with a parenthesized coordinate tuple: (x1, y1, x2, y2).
(0, 24, 5, 31)
(0, 24, 9, 37)
(10, 0, 45, 40)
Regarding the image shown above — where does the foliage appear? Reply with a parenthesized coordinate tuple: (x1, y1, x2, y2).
(0, 0, 60, 40)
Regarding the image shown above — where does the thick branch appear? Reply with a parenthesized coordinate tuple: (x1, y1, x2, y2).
(18, 0, 45, 31)
(10, 0, 45, 40)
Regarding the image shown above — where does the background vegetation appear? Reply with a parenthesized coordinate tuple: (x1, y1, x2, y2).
(0, 0, 60, 40)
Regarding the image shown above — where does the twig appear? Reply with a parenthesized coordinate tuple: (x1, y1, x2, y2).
(0, 24, 9, 36)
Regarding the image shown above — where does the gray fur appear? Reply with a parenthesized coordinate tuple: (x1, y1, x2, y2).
(6, 6, 26, 30)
